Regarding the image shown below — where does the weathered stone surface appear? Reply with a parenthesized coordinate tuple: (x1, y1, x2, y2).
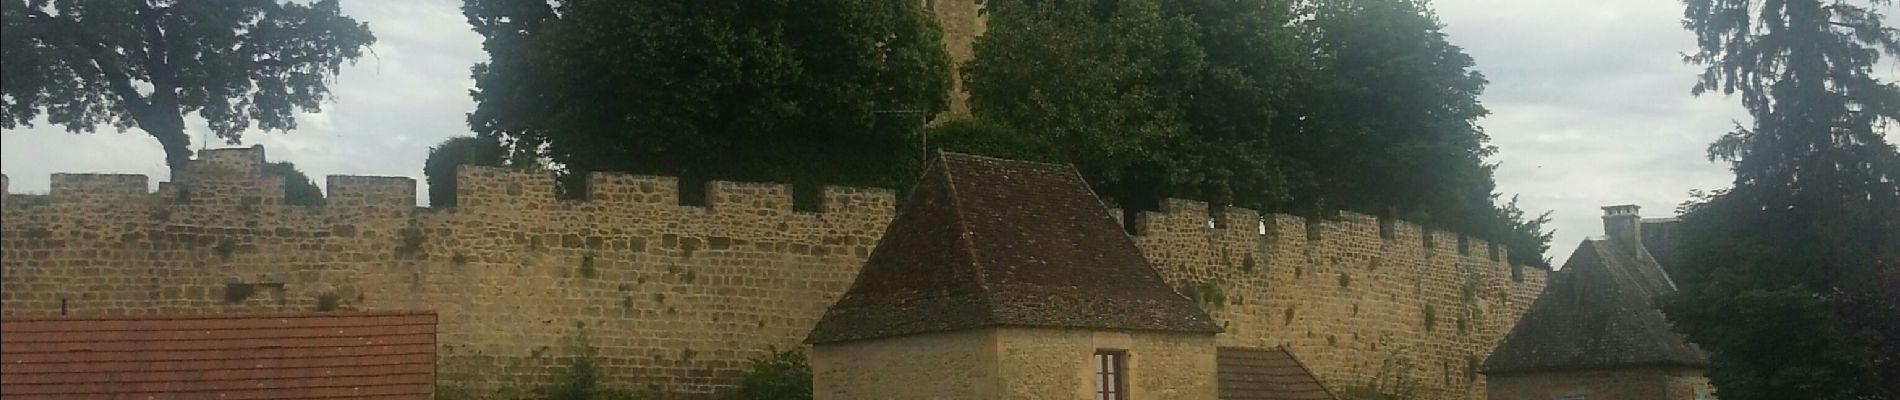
(1487, 367, 1713, 400)
(1125, 199, 1548, 400)
(1, 146, 1545, 399)
(811, 329, 1002, 399)
(1, 147, 896, 397)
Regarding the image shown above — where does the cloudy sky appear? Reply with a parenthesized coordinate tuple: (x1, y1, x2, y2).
(2, 0, 1891, 265)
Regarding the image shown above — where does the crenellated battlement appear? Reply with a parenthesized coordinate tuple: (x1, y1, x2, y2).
(1112, 197, 1547, 400)
(453, 166, 895, 217)
(1113, 197, 1525, 270)
(3, 146, 896, 223)
(1, 146, 1540, 400)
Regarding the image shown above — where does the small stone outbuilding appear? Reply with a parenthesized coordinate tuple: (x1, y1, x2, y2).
(806, 153, 1222, 400)
(1485, 205, 1715, 400)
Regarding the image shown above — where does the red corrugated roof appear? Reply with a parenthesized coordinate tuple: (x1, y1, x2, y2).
(1217, 346, 1341, 400)
(2, 311, 436, 400)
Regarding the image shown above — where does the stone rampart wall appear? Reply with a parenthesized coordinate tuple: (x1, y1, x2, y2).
(1119, 200, 1548, 400)
(1, 147, 896, 396)
(1, 146, 1545, 399)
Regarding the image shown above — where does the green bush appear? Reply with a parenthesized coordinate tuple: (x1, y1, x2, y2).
(264, 161, 325, 207)
(925, 118, 1058, 162)
(316, 293, 340, 312)
(1340, 348, 1418, 400)
(725, 348, 812, 400)
(424, 136, 506, 208)
(512, 341, 650, 400)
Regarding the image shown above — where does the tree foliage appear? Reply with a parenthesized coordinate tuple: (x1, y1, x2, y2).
(966, 0, 1293, 214)
(962, 0, 1553, 265)
(1663, 0, 1900, 398)
(463, 0, 951, 195)
(1, 0, 375, 172)
(724, 348, 812, 400)
(424, 136, 506, 208)
(262, 161, 322, 207)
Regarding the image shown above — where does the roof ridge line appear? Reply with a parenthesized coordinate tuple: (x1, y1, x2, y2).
(937, 155, 995, 306)
(1063, 163, 1210, 324)
(1274, 345, 1342, 400)
(938, 151, 1052, 165)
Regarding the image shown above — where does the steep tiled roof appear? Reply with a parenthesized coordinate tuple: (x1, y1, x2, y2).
(1484, 240, 1708, 373)
(806, 153, 1219, 344)
(1217, 347, 1340, 400)
(1, 311, 436, 399)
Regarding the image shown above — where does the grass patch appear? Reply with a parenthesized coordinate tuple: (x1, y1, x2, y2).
(215, 238, 237, 261)
(223, 283, 256, 304)
(317, 293, 340, 312)
(397, 226, 425, 257)
(579, 252, 597, 279)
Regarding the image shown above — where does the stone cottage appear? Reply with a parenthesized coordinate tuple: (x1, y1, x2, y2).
(806, 153, 1225, 399)
(1485, 205, 1715, 400)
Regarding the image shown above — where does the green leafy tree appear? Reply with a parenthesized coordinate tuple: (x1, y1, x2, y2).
(464, 0, 950, 195)
(1662, 0, 1900, 398)
(1, 0, 375, 173)
(964, 0, 1551, 264)
(424, 136, 506, 208)
(262, 161, 322, 207)
(1290, 0, 1552, 265)
(925, 118, 1059, 163)
(966, 0, 1260, 214)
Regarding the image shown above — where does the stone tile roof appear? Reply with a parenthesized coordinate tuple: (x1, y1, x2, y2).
(806, 153, 1219, 344)
(1217, 346, 1340, 400)
(1, 311, 436, 399)
(1484, 239, 1709, 373)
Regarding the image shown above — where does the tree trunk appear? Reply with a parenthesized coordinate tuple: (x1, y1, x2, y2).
(140, 110, 193, 175)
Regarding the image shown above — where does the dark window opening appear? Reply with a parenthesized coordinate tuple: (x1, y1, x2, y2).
(1095, 350, 1127, 400)
(1423, 230, 1436, 249)
(1457, 235, 1471, 256)
(1378, 217, 1395, 240)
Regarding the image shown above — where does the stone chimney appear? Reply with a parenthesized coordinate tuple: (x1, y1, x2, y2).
(1601, 204, 1645, 257)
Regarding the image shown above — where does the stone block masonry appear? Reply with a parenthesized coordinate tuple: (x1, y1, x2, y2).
(1119, 200, 1548, 400)
(1, 146, 1544, 399)
(1, 146, 897, 396)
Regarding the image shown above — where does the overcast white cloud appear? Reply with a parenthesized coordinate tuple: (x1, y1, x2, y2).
(1, 0, 1891, 267)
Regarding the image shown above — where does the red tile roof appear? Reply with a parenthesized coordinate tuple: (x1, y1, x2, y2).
(1217, 346, 1340, 400)
(2, 311, 436, 400)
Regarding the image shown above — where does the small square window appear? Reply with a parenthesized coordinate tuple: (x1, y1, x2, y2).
(1094, 350, 1127, 400)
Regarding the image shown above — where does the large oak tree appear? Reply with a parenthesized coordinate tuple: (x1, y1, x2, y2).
(1, 0, 374, 173)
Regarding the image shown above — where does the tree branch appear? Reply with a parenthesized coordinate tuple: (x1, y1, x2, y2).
(132, 0, 180, 110)
(23, 8, 153, 115)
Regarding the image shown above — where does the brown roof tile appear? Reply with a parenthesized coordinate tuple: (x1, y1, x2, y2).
(806, 153, 1219, 344)
(1217, 346, 1340, 400)
(1484, 240, 1709, 373)
(2, 311, 436, 399)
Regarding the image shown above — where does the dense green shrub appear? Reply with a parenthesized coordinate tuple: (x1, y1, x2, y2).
(725, 348, 812, 400)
